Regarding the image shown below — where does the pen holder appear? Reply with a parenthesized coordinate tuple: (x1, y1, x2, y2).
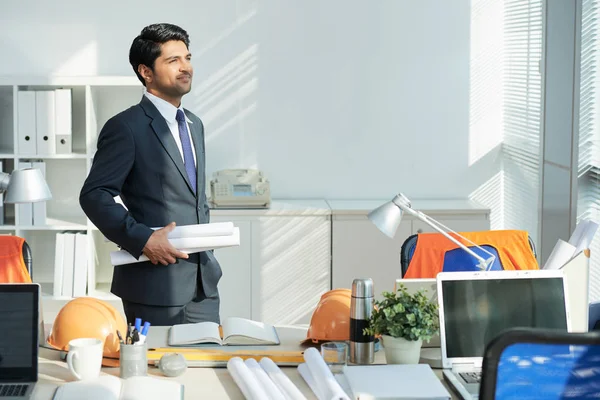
(119, 343, 148, 379)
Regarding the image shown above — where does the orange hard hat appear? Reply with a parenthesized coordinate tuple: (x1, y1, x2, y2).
(306, 289, 352, 343)
(47, 297, 127, 359)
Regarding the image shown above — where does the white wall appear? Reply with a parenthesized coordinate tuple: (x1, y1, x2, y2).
(0, 0, 486, 200)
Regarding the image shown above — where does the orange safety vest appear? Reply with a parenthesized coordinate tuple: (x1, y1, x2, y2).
(0, 236, 32, 283)
(405, 230, 538, 278)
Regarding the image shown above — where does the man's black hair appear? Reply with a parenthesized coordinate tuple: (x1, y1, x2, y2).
(129, 23, 190, 86)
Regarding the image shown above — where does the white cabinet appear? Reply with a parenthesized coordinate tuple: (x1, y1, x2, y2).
(328, 199, 490, 300)
(210, 219, 252, 321)
(212, 200, 331, 325)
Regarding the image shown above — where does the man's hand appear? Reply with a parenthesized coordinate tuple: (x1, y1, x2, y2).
(142, 222, 189, 265)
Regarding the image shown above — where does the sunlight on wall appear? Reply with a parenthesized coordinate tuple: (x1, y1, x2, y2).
(468, 0, 505, 229)
(470, 171, 504, 229)
(255, 216, 330, 325)
(468, 0, 504, 167)
(51, 41, 98, 76)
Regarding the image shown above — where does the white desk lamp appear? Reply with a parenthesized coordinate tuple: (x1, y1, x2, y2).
(368, 193, 496, 271)
(0, 168, 52, 203)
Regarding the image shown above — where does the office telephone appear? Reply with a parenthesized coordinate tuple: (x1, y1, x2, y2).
(209, 169, 271, 209)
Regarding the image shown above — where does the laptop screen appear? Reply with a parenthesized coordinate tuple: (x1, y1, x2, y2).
(0, 284, 39, 382)
(441, 277, 568, 359)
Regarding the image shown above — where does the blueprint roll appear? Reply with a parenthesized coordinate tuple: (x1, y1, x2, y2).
(110, 228, 240, 266)
(259, 357, 307, 400)
(543, 239, 576, 270)
(104, 222, 235, 243)
(227, 357, 268, 400)
(298, 363, 326, 400)
(303, 347, 350, 400)
(244, 358, 286, 400)
(155, 222, 235, 239)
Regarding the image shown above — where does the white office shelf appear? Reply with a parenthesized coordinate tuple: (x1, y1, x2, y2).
(0, 76, 141, 87)
(0, 76, 147, 315)
(15, 153, 87, 160)
(18, 218, 87, 231)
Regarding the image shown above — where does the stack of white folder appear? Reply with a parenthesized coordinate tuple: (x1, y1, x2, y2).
(110, 222, 240, 266)
(54, 232, 88, 297)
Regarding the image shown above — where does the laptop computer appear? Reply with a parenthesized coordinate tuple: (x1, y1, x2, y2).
(437, 270, 570, 400)
(395, 278, 439, 348)
(0, 283, 40, 399)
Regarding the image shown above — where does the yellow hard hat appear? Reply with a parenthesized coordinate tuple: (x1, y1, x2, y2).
(47, 297, 127, 359)
(306, 289, 352, 343)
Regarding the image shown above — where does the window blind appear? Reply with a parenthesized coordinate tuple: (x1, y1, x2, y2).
(502, 0, 543, 248)
(579, 0, 600, 302)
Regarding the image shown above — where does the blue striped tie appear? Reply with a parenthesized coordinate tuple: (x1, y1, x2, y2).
(176, 109, 197, 194)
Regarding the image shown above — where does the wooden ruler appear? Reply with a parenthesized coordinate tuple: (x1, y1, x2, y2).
(146, 347, 312, 367)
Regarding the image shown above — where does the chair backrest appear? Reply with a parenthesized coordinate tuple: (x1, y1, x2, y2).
(0, 235, 32, 283)
(480, 328, 600, 399)
(400, 230, 538, 278)
(22, 240, 32, 277)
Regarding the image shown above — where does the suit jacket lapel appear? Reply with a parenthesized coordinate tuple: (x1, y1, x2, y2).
(140, 96, 195, 195)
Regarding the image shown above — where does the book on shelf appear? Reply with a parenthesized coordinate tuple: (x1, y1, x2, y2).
(168, 317, 280, 346)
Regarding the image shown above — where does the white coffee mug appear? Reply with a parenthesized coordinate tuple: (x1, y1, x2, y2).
(66, 338, 103, 380)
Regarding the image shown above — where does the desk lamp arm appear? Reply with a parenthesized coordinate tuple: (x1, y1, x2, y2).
(397, 203, 496, 270)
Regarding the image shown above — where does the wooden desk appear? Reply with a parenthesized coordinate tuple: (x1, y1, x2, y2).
(33, 326, 458, 399)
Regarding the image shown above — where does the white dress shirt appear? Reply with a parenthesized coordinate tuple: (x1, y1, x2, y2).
(144, 91, 197, 166)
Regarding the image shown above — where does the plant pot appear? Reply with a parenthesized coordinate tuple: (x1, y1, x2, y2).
(382, 335, 423, 364)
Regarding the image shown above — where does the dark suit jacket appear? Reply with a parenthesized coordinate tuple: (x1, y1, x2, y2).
(79, 95, 222, 306)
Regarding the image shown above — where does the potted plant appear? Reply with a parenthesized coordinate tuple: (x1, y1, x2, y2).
(364, 284, 439, 364)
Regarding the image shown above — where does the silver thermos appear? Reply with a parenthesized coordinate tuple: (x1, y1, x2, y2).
(349, 278, 374, 364)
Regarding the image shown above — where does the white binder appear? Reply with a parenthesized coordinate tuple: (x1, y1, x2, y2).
(61, 232, 75, 297)
(32, 160, 47, 225)
(17, 91, 37, 155)
(53, 233, 65, 297)
(72, 233, 88, 297)
(17, 161, 33, 225)
(35, 91, 56, 155)
(54, 89, 72, 154)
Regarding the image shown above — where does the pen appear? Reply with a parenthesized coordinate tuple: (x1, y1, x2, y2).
(132, 329, 140, 345)
(141, 321, 151, 336)
(137, 322, 151, 345)
(134, 318, 142, 333)
(116, 330, 124, 344)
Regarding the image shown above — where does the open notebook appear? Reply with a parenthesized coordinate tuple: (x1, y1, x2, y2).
(168, 317, 280, 346)
(53, 375, 183, 400)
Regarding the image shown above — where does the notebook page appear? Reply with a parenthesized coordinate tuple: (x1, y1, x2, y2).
(53, 375, 122, 400)
(169, 321, 222, 345)
(121, 376, 183, 400)
(222, 317, 279, 344)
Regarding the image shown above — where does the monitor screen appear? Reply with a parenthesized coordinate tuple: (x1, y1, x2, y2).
(441, 277, 568, 359)
(0, 285, 38, 381)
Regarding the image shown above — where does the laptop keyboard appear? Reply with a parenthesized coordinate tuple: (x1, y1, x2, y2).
(0, 384, 28, 397)
(459, 371, 482, 384)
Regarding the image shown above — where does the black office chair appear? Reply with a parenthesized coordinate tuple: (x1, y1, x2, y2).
(399, 232, 537, 277)
(479, 328, 600, 399)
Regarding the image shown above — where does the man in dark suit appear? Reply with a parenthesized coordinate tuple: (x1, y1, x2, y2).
(80, 23, 222, 325)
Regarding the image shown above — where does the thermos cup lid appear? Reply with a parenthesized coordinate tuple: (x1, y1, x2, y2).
(352, 278, 374, 298)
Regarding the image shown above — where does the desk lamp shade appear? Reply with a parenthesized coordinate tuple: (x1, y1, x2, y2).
(367, 194, 411, 238)
(4, 168, 52, 203)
